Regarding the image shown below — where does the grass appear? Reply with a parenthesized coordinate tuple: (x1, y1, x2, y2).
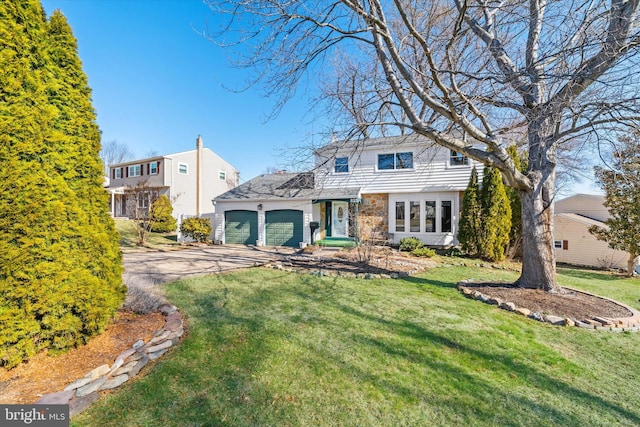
(114, 218, 179, 249)
(73, 264, 640, 426)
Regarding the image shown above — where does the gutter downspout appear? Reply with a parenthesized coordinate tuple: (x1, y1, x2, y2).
(196, 135, 203, 216)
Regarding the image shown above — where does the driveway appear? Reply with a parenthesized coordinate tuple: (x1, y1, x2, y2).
(122, 245, 297, 284)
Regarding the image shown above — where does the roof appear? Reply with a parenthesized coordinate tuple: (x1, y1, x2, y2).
(556, 193, 605, 204)
(316, 134, 432, 154)
(214, 172, 361, 202)
(109, 147, 239, 172)
(554, 213, 608, 228)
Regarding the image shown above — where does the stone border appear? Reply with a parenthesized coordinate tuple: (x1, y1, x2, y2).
(458, 280, 640, 332)
(33, 304, 185, 417)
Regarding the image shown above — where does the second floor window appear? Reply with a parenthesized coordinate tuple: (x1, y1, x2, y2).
(128, 165, 141, 177)
(178, 163, 188, 174)
(219, 170, 226, 181)
(150, 162, 158, 175)
(378, 152, 413, 170)
(114, 168, 122, 179)
(450, 150, 469, 166)
(334, 157, 349, 173)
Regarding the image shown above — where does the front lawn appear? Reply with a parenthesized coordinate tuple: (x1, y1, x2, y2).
(114, 218, 179, 249)
(73, 265, 640, 426)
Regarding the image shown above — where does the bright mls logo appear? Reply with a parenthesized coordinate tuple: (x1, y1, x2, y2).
(1, 405, 68, 426)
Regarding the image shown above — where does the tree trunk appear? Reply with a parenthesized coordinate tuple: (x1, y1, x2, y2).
(515, 118, 561, 292)
(627, 254, 639, 277)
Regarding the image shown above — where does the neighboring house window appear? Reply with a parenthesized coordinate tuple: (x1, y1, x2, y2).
(395, 201, 405, 232)
(425, 201, 436, 232)
(554, 240, 569, 250)
(178, 163, 188, 174)
(114, 168, 122, 179)
(150, 162, 158, 175)
(378, 152, 414, 170)
(219, 170, 226, 181)
(334, 157, 349, 173)
(441, 200, 452, 233)
(128, 164, 141, 177)
(410, 201, 420, 232)
(450, 150, 469, 166)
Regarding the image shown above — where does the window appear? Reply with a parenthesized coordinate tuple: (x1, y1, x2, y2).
(150, 162, 158, 175)
(128, 164, 141, 177)
(178, 163, 188, 174)
(554, 240, 569, 250)
(395, 201, 405, 232)
(410, 201, 420, 232)
(378, 152, 413, 170)
(334, 157, 349, 173)
(218, 170, 226, 181)
(137, 192, 149, 209)
(450, 150, 469, 166)
(114, 168, 122, 179)
(425, 201, 436, 232)
(441, 200, 452, 233)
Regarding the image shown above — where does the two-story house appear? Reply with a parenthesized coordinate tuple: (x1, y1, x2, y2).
(107, 136, 239, 224)
(213, 134, 481, 247)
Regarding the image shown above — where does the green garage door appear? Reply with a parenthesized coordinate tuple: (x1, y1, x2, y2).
(225, 210, 258, 245)
(265, 210, 304, 247)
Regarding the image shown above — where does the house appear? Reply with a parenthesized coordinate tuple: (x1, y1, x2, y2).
(107, 136, 239, 224)
(213, 134, 482, 247)
(554, 193, 629, 269)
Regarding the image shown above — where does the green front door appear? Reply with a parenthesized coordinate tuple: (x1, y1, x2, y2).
(265, 210, 304, 247)
(225, 210, 258, 245)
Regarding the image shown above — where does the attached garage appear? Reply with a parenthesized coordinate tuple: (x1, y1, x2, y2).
(225, 210, 258, 245)
(265, 209, 304, 247)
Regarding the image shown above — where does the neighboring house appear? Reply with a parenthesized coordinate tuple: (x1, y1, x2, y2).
(213, 134, 482, 247)
(107, 136, 239, 225)
(554, 193, 629, 269)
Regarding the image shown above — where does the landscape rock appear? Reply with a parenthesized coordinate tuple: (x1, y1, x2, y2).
(87, 364, 111, 380)
(69, 392, 100, 417)
(132, 339, 145, 349)
(148, 348, 169, 360)
(128, 356, 149, 377)
(63, 377, 92, 392)
(114, 360, 139, 376)
(99, 374, 129, 391)
(76, 377, 107, 398)
(34, 390, 74, 405)
(164, 318, 183, 332)
(544, 315, 565, 325)
(146, 339, 173, 354)
(499, 301, 516, 311)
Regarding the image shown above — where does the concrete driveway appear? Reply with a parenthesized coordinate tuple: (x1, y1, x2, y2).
(122, 245, 297, 284)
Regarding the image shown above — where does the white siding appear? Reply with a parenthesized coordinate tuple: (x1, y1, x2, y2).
(554, 215, 628, 269)
(316, 144, 481, 194)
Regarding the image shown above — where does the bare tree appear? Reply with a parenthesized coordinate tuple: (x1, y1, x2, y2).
(100, 140, 134, 176)
(124, 181, 161, 245)
(206, 0, 640, 292)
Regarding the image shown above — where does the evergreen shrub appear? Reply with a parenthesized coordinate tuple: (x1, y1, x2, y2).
(150, 195, 177, 232)
(399, 237, 423, 252)
(180, 217, 212, 243)
(411, 247, 436, 257)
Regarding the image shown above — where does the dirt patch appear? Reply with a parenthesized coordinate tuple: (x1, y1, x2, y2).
(0, 310, 164, 404)
(462, 283, 633, 320)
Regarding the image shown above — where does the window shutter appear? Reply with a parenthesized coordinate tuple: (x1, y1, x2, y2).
(563, 240, 569, 250)
(112, 169, 115, 179)
(140, 164, 144, 176)
(125, 167, 128, 178)
(147, 163, 150, 175)
(157, 162, 160, 174)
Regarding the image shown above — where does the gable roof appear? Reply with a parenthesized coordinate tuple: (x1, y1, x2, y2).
(215, 172, 361, 202)
(555, 213, 608, 228)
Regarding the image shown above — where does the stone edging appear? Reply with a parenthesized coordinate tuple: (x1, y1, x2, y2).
(33, 304, 185, 417)
(458, 280, 640, 332)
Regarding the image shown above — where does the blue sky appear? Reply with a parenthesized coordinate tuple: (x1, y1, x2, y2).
(41, 0, 322, 182)
(41, 0, 599, 194)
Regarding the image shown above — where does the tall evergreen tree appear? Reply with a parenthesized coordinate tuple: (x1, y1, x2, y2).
(505, 145, 526, 259)
(589, 134, 640, 276)
(480, 167, 512, 262)
(0, 1, 124, 367)
(458, 166, 482, 256)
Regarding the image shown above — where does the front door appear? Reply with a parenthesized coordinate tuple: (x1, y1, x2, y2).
(331, 201, 349, 238)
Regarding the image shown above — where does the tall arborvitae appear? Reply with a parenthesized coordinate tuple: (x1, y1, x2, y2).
(480, 167, 512, 262)
(458, 166, 482, 256)
(0, 1, 124, 367)
(505, 145, 526, 259)
(45, 10, 124, 312)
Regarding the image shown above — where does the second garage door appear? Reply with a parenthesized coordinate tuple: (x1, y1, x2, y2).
(225, 210, 258, 245)
(265, 210, 303, 247)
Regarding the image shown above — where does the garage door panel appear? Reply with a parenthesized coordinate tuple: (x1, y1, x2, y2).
(265, 210, 303, 247)
(225, 210, 258, 245)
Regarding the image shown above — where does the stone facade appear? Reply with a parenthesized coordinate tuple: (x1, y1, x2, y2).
(358, 194, 389, 241)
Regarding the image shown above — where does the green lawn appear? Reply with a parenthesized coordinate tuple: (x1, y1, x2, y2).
(114, 218, 179, 249)
(73, 264, 640, 426)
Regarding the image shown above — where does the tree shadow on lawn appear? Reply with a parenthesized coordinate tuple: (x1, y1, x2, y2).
(175, 274, 640, 426)
(557, 266, 626, 282)
(327, 300, 640, 425)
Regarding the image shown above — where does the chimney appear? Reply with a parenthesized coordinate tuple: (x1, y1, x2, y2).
(196, 135, 203, 215)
